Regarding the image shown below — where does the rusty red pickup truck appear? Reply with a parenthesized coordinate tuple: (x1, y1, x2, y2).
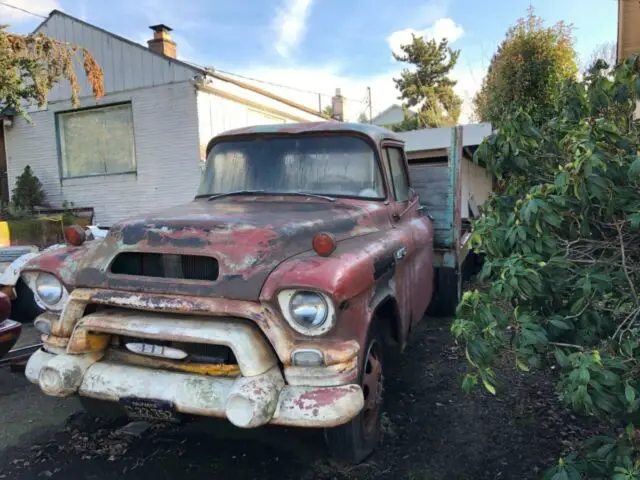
(22, 122, 441, 462)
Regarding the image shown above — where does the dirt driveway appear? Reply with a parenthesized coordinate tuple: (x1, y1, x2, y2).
(0, 317, 604, 479)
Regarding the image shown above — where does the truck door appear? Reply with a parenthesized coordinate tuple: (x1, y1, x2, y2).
(382, 144, 434, 333)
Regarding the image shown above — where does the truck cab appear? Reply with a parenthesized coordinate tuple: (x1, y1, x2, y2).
(21, 122, 434, 462)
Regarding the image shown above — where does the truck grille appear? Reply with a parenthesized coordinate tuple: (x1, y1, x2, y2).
(111, 252, 219, 281)
(118, 336, 237, 365)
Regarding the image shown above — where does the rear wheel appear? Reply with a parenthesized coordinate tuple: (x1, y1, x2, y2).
(324, 324, 384, 463)
(427, 267, 461, 317)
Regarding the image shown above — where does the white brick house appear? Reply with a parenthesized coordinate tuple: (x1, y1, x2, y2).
(1, 10, 326, 225)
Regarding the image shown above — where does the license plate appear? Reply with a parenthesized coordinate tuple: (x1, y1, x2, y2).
(120, 397, 180, 422)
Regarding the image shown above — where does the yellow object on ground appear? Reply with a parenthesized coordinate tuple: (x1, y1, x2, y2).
(0, 222, 9, 247)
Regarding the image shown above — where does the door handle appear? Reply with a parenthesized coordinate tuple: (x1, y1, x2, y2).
(395, 247, 407, 261)
(417, 205, 434, 221)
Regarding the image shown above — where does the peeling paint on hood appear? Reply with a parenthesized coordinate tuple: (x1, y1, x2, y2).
(68, 198, 390, 301)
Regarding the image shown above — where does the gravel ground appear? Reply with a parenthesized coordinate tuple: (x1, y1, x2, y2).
(0, 317, 606, 479)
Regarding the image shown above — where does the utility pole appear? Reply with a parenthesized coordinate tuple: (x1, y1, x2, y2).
(367, 86, 372, 122)
(318, 93, 322, 113)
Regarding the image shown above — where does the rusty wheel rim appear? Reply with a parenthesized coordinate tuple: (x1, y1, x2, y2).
(361, 339, 383, 434)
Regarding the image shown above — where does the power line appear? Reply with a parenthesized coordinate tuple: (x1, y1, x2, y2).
(216, 68, 335, 98)
(183, 60, 367, 105)
(216, 68, 367, 105)
(0, 1, 47, 19)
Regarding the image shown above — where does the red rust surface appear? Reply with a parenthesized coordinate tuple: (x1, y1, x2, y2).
(292, 385, 360, 410)
(40, 199, 390, 302)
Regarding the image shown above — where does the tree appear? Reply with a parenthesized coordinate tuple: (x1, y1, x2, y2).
(393, 36, 462, 129)
(473, 8, 578, 128)
(583, 41, 617, 74)
(11, 165, 46, 212)
(452, 56, 640, 477)
(357, 112, 369, 123)
(322, 105, 335, 119)
(0, 26, 104, 118)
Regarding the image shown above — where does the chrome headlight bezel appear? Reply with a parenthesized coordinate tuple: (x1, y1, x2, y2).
(277, 289, 336, 336)
(22, 271, 69, 313)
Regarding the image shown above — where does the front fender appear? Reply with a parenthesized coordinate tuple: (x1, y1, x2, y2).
(260, 231, 403, 305)
(20, 241, 103, 290)
(0, 251, 41, 287)
(260, 231, 404, 349)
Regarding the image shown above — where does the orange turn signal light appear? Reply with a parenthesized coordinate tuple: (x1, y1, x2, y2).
(64, 225, 86, 247)
(312, 232, 336, 257)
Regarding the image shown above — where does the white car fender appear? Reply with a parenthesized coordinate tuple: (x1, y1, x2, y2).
(0, 242, 68, 289)
(0, 252, 42, 288)
(0, 225, 107, 291)
(87, 225, 109, 240)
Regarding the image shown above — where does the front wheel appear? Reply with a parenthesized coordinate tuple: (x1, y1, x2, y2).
(12, 280, 44, 323)
(324, 324, 384, 463)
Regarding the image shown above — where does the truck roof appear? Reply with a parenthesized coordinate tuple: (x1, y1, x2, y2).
(212, 122, 405, 145)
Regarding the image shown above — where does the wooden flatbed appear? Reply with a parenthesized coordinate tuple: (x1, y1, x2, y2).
(397, 123, 492, 314)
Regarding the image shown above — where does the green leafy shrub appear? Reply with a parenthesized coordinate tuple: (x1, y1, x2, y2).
(473, 8, 578, 129)
(11, 165, 47, 212)
(453, 56, 640, 477)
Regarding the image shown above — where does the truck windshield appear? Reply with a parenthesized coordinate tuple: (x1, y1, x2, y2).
(196, 135, 385, 199)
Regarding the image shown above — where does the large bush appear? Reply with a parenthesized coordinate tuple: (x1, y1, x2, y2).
(473, 8, 578, 129)
(453, 56, 640, 478)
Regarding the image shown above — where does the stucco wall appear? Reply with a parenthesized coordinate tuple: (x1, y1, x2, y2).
(4, 81, 201, 225)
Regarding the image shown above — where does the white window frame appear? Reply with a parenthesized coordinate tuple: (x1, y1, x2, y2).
(56, 102, 137, 179)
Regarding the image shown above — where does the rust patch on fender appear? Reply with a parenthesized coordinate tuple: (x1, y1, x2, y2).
(292, 385, 360, 410)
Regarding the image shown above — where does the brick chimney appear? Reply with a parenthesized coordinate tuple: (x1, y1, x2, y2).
(331, 88, 345, 121)
(148, 24, 176, 58)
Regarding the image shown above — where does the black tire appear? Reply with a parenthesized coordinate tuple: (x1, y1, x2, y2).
(79, 397, 127, 421)
(11, 280, 44, 323)
(427, 267, 461, 317)
(324, 322, 384, 464)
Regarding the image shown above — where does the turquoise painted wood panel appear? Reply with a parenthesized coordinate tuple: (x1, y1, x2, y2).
(409, 162, 454, 248)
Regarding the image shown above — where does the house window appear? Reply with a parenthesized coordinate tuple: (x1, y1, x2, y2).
(57, 103, 136, 178)
(384, 147, 411, 202)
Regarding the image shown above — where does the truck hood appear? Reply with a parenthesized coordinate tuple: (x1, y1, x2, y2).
(74, 198, 387, 301)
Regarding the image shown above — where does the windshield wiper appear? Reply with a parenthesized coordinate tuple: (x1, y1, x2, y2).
(207, 190, 266, 201)
(208, 190, 336, 202)
(288, 192, 336, 202)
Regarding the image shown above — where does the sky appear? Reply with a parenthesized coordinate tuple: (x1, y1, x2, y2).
(2, 0, 618, 123)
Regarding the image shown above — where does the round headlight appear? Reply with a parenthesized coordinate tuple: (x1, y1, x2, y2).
(35, 273, 63, 307)
(289, 291, 328, 328)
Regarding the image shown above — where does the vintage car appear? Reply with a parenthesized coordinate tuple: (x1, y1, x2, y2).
(22, 122, 435, 462)
(0, 226, 109, 324)
(0, 292, 18, 359)
(0, 245, 42, 323)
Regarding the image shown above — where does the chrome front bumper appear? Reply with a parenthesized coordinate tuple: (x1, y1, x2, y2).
(27, 289, 364, 428)
(26, 349, 364, 429)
